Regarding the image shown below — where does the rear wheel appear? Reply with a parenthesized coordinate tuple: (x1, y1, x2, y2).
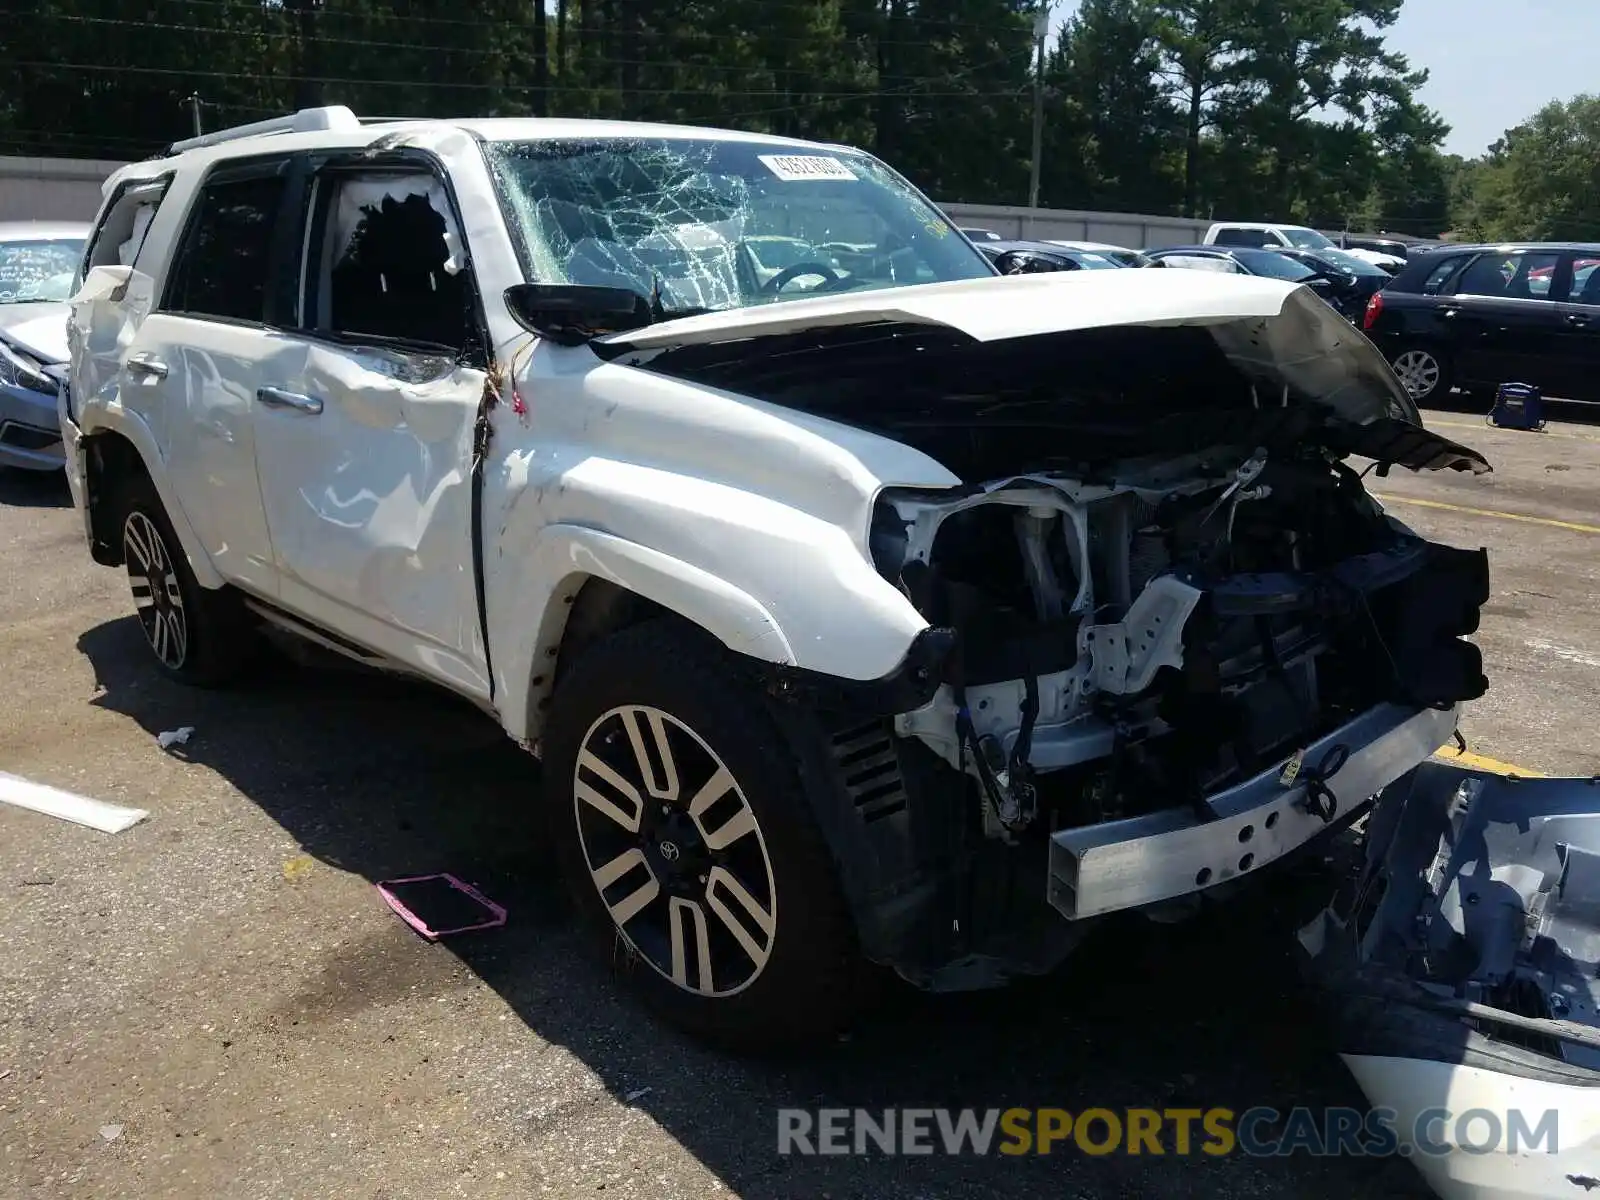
(1391, 345, 1450, 405)
(117, 473, 256, 686)
(542, 620, 861, 1051)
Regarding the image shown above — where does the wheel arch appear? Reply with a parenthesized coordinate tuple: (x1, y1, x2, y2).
(78, 416, 223, 589)
(500, 525, 796, 748)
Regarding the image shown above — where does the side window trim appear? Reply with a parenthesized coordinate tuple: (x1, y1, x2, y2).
(293, 151, 490, 367)
(158, 155, 299, 328)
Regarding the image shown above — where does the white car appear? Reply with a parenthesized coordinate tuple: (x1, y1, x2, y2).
(65, 106, 1508, 1056)
(1204, 222, 1406, 273)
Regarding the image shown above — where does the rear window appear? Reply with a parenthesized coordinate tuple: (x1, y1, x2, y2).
(162, 173, 288, 324)
(1417, 256, 1466, 293)
(1234, 250, 1317, 281)
(1212, 227, 1267, 247)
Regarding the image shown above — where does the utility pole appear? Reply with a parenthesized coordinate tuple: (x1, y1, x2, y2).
(182, 93, 203, 137)
(1027, 0, 1050, 228)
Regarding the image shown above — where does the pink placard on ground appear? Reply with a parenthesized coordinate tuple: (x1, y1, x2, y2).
(376, 873, 508, 940)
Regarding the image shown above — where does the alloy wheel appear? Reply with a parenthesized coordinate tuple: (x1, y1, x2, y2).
(1392, 349, 1441, 399)
(124, 511, 188, 668)
(573, 705, 777, 997)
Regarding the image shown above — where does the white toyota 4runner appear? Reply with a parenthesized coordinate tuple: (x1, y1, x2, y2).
(62, 107, 1497, 1049)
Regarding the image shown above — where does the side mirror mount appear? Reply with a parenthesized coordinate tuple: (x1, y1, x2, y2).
(503, 283, 652, 346)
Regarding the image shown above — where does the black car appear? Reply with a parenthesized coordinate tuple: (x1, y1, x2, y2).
(1274, 246, 1392, 321)
(1143, 245, 1353, 303)
(975, 239, 1130, 273)
(1362, 242, 1600, 405)
(1322, 232, 1439, 261)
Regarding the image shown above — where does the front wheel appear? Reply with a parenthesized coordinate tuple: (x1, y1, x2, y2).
(542, 620, 861, 1051)
(1390, 345, 1451, 405)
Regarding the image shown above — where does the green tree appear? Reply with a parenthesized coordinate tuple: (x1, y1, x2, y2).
(1464, 95, 1600, 241)
(1150, 0, 1253, 217)
(1045, 0, 1181, 211)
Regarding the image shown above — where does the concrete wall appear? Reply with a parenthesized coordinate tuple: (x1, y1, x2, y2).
(0, 156, 1211, 250)
(0, 156, 127, 223)
(939, 203, 1209, 250)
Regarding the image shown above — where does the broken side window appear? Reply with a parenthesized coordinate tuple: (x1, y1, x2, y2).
(308, 171, 470, 352)
(82, 176, 172, 282)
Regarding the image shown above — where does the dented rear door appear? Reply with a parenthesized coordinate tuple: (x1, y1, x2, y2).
(248, 158, 491, 701)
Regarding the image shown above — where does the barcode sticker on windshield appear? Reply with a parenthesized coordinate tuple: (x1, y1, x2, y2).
(758, 155, 858, 182)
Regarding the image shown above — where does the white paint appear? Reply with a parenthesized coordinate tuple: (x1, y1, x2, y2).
(0, 771, 148, 833)
(1525, 638, 1600, 669)
(1343, 1054, 1600, 1200)
(599, 266, 1312, 350)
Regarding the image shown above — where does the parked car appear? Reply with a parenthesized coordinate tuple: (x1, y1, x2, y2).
(1204, 221, 1406, 273)
(1362, 242, 1600, 405)
(1143, 246, 1356, 315)
(1042, 239, 1152, 267)
(1322, 231, 1438, 261)
(1273, 246, 1392, 321)
(976, 239, 1127, 273)
(0, 221, 91, 470)
(67, 106, 1499, 1053)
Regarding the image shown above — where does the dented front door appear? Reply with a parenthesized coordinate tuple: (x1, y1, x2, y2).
(248, 162, 491, 700)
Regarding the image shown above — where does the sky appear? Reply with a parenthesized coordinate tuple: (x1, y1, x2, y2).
(1050, 0, 1600, 159)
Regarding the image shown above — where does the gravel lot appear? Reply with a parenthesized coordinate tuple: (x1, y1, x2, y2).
(2, 403, 1597, 1200)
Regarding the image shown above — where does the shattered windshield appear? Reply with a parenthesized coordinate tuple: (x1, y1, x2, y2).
(484, 138, 994, 315)
(0, 240, 84, 304)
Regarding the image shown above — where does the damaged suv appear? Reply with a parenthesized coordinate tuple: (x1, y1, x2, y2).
(65, 107, 1497, 1048)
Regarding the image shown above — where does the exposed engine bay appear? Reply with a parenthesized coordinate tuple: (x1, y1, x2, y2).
(870, 441, 1490, 845)
(640, 314, 1499, 989)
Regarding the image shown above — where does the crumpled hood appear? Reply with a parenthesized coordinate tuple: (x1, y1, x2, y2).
(618, 268, 1482, 481)
(0, 301, 71, 364)
(600, 267, 1337, 351)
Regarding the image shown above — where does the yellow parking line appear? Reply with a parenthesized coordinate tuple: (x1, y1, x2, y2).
(1426, 416, 1600, 443)
(1371, 492, 1600, 535)
(1432, 746, 1547, 778)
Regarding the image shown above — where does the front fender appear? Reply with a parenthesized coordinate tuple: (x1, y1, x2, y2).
(495, 524, 797, 742)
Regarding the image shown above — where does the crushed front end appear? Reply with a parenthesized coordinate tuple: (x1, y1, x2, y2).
(1299, 764, 1600, 1198)
(640, 300, 1496, 990)
(871, 431, 1490, 931)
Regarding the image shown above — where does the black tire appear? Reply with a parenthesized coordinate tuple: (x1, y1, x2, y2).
(115, 471, 257, 686)
(1390, 344, 1452, 406)
(542, 619, 861, 1052)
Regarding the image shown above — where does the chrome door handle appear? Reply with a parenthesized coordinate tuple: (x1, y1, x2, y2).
(127, 353, 169, 380)
(256, 386, 323, 415)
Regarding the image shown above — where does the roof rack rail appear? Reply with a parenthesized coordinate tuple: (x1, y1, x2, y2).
(165, 105, 361, 155)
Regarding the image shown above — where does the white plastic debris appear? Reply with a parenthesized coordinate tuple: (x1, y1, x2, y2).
(0, 772, 148, 834)
(99, 1124, 123, 1142)
(157, 726, 194, 749)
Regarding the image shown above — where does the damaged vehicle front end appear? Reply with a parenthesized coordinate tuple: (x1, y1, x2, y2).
(1300, 766, 1600, 1199)
(588, 272, 1495, 992)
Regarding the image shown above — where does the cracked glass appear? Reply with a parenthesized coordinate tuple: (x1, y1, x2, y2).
(484, 138, 993, 316)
